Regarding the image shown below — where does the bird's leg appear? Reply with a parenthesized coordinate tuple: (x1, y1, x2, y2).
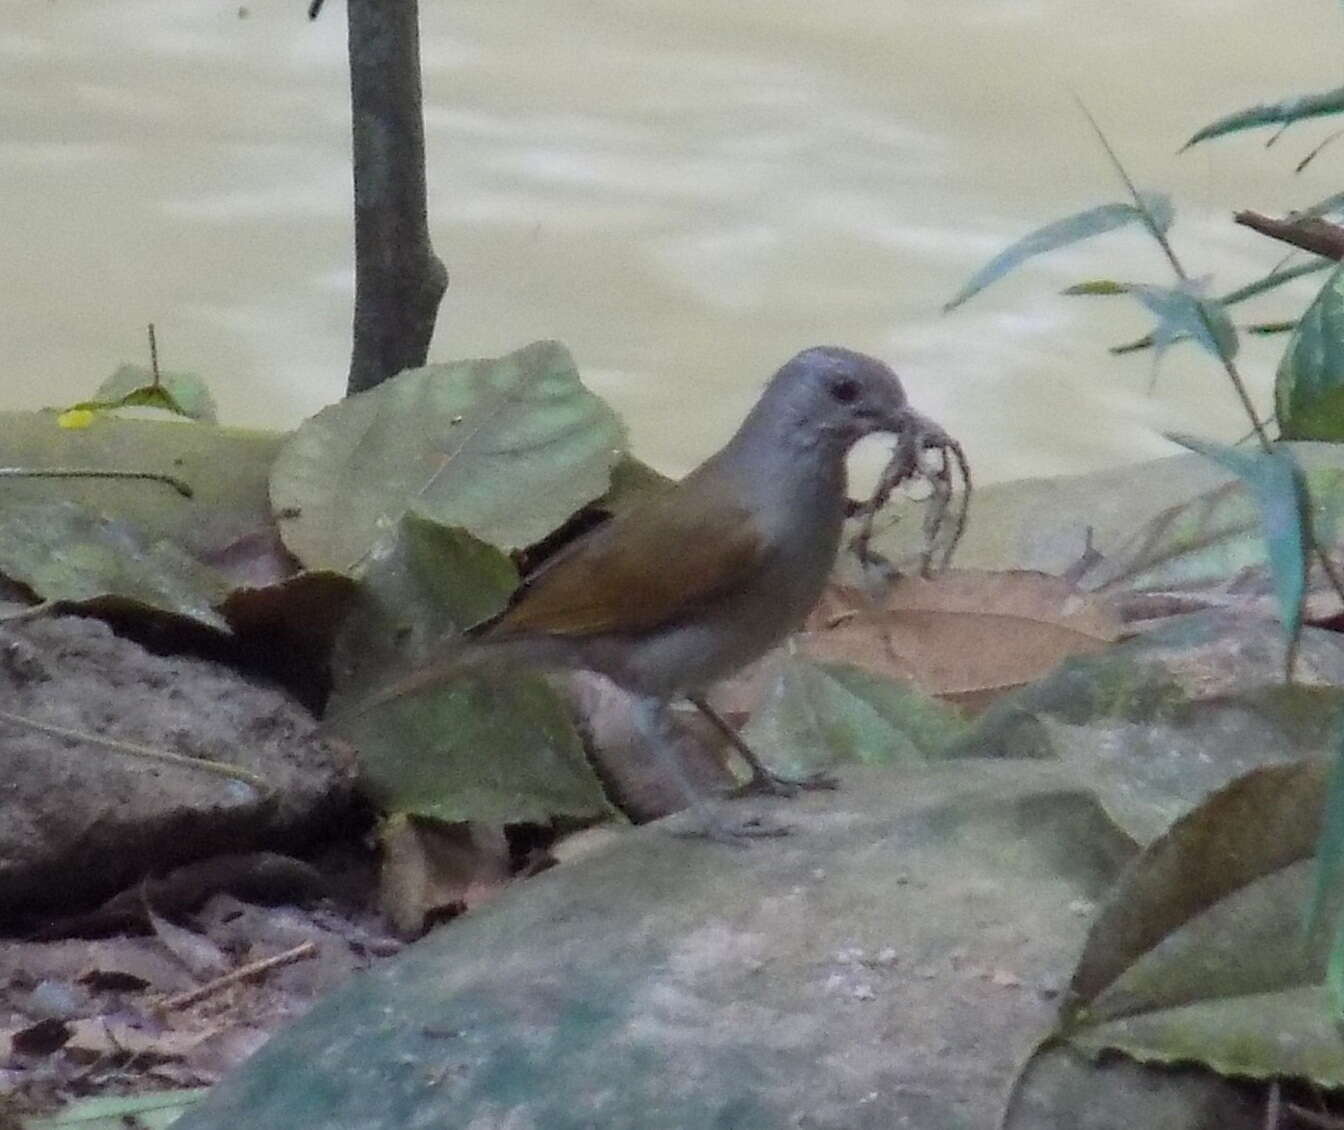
(687, 696, 839, 796)
(629, 696, 790, 842)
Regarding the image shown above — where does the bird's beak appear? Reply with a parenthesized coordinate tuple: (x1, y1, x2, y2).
(871, 390, 914, 437)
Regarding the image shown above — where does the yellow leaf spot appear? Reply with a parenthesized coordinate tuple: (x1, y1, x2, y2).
(57, 408, 97, 429)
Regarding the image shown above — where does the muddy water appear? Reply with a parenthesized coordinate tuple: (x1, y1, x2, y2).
(2, 1, 1341, 482)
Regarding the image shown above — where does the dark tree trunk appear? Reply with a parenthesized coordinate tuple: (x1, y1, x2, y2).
(344, 0, 449, 396)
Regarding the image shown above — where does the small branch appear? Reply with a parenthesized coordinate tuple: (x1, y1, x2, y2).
(147, 323, 161, 387)
(156, 940, 318, 1010)
(0, 467, 193, 498)
(1235, 210, 1344, 262)
(0, 709, 266, 789)
(0, 600, 54, 624)
(1284, 1102, 1344, 1130)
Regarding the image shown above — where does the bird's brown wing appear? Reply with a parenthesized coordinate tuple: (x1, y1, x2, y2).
(486, 479, 767, 639)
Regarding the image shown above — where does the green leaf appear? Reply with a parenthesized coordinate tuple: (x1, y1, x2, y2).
(1062, 280, 1130, 296)
(1167, 436, 1308, 642)
(1222, 258, 1333, 304)
(739, 654, 966, 778)
(1057, 759, 1344, 1085)
(1137, 283, 1240, 364)
(1245, 319, 1299, 337)
(270, 340, 627, 571)
(326, 514, 611, 826)
(1184, 85, 1344, 149)
(1297, 191, 1344, 221)
(1109, 260, 1330, 356)
(64, 364, 219, 423)
(1065, 281, 1238, 366)
(23, 1088, 209, 1129)
(1278, 263, 1344, 441)
(0, 411, 284, 589)
(0, 500, 231, 632)
(944, 194, 1172, 311)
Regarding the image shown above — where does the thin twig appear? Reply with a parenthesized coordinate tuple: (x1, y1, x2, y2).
(0, 600, 54, 624)
(1074, 97, 1274, 450)
(147, 323, 161, 387)
(0, 709, 266, 789)
(1285, 1101, 1344, 1129)
(0, 467, 193, 498)
(156, 940, 318, 1011)
(1236, 210, 1344, 262)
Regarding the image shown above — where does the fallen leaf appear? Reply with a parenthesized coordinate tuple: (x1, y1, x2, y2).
(377, 815, 513, 939)
(801, 570, 1123, 711)
(9, 1017, 71, 1056)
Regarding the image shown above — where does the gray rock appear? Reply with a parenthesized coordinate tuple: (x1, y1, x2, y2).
(0, 615, 355, 913)
(176, 761, 1142, 1130)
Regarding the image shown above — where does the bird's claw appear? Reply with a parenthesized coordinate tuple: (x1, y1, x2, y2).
(730, 768, 839, 798)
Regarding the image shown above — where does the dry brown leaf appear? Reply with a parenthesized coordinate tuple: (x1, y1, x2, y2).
(377, 815, 513, 939)
(799, 570, 1124, 712)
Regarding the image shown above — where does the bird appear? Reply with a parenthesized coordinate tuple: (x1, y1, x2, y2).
(352, 346, 914, 838)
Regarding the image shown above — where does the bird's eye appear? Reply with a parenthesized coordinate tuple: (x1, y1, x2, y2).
(828, 377, 860, 403)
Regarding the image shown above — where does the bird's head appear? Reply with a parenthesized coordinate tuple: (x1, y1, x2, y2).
(745, 346, 911, 453)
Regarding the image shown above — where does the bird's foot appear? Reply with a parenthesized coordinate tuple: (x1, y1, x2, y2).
(730, 767, 840, 798)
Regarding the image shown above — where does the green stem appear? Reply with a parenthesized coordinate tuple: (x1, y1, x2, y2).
(0, 467, 193, 498)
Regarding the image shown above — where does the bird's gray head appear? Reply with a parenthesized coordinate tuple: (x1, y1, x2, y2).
(743, 346, 910, 453)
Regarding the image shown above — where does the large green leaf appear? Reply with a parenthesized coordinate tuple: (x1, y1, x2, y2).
(270, 341, 627, 571)
(1277, 263, 1344, 441)
(326, 514, 610, 826)
(739, 653, 965, 777)
(0, 500, 231, 632)
(0, 411, 284, 588)
(943, 193, 1172, 312)
(1184, 84, 1344, 149)
(1167, 436, 1309, 642)
(1045, 760, 1344, 1086)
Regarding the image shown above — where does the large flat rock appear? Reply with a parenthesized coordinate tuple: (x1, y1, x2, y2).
(176, 761, 1136, 1130)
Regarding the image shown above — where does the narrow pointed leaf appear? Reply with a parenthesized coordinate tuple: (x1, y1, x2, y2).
(1109, 260, 1329, 356)
(1167, 435, 1308, 641)
(1131, 284, 1238, 364)
(1062, 280, 1130, 296)
(1184, 85, 1344, 149)
(944, 194, 1171, 311)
